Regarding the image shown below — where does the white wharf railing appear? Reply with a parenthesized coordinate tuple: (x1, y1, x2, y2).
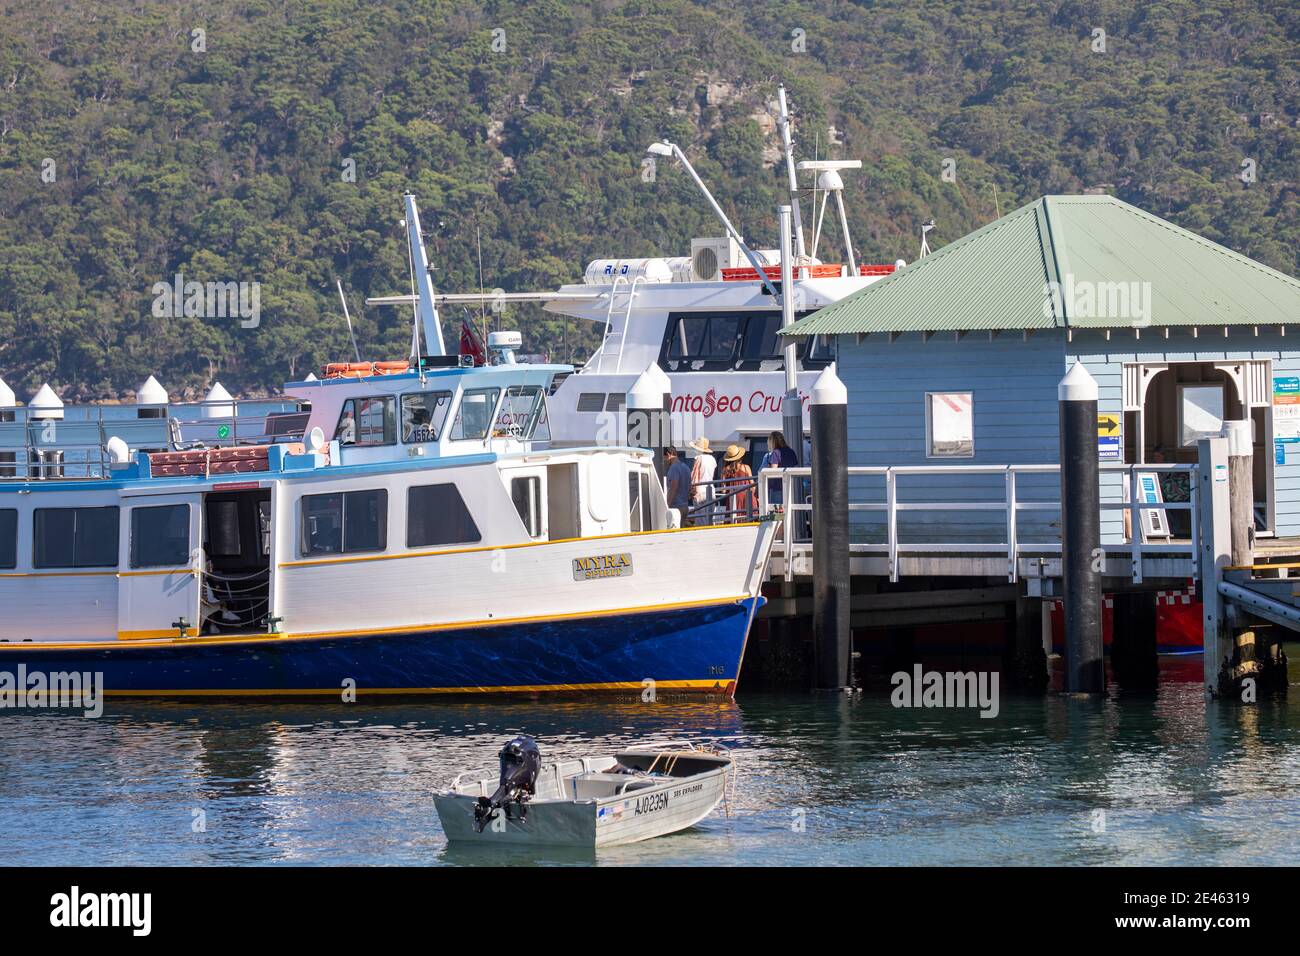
(756, 463, 1199, 585)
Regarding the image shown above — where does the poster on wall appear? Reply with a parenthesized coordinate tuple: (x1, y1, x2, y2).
(1097, 413, 1121, 461)
(1274, 376, 1300, 448)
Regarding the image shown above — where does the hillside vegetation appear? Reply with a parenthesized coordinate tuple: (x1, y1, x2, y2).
(0, 0, 1296, 399)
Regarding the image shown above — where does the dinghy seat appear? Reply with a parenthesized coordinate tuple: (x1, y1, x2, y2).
(570, 772, 659, 800)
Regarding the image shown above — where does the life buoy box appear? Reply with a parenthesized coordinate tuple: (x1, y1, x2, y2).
(322, 360, 411, 379)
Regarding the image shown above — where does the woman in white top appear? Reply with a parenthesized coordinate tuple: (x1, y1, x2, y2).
(688, 437, 717, 525)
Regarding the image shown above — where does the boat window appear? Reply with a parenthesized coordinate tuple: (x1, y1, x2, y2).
(450, 388, 501, 440)
(667, 315, 738, 362)
(401, 391, 453, 443)
(604, 393, 625, 412)
(511, 476, 543, 537)
(407, 484, 481, 547)
(532, 397, 551, 443)
(495, 386, 548, 440)
(661, 311, 832, 369)
(741, 314, 783, 361)
(130, 504, 191, 568)
(804, 333, 836, 364)
(207, 500, 242, 557)
(576, 392, 605, 413)
(926, 392, 974, 458)
(335, 396, 396, 447)
(667, 316, 708, 359)
(0, 509, 15, 569)
(33, 506, 120, 569)
(301, 489, 387, 556)
(628, 471, 652, 532)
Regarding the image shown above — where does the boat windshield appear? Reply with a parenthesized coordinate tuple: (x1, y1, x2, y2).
(401, 391, 453, 443)
(451, 388, 501, 440)
(493, 386, 549, 440)
(659, 310, 834, 371)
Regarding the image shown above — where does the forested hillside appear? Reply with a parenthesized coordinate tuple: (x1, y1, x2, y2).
(0, 0, 1296, 399)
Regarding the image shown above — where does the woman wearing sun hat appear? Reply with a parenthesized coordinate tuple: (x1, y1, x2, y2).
(719, 443, 755, 522)
(688, 436, 717, 525)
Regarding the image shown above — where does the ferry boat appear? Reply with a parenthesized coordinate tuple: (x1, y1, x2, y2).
(368, 87, 909, 470)
(0, 334, 776, 698)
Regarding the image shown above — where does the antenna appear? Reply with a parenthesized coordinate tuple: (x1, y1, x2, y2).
(798, 160, 861, 272)
(920, 219, 935, 258)
(335, 279, 363, 364)
(476, 223, 489, 332)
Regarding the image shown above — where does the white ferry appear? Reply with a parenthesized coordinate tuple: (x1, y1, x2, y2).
(0, 331, 776, 697)
(370, 87, 908, 469)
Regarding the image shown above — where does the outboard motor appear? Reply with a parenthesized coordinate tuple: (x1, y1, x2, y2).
(473, 735, 542, 832)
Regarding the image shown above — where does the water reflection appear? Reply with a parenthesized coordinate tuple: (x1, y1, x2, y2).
(1, 659, 1298, 865)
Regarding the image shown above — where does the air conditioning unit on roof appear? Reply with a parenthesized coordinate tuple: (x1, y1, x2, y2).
(690, 237, 744, 282)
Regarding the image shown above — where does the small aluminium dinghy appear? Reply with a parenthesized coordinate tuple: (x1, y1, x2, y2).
(435, 736, 733, 848)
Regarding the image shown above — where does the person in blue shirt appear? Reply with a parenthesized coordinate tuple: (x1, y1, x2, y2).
(663, 447, 693, 520)
(759, 431, 799, 506)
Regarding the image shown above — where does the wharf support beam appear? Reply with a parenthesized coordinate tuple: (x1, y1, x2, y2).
(1201, 430, 1287, 701)
(1005, 595, 1049, 693)
(1216, 581, 1290, 700)
(1110, 591, 1158, 691)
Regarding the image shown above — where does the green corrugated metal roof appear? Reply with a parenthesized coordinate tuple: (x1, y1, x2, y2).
(782, 194, 1300, 336)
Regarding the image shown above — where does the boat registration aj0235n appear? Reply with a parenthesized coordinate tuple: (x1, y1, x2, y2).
(0, 345, 776, 698)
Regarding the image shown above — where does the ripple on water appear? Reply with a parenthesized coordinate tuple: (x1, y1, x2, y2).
(1, 660, 1299, 865)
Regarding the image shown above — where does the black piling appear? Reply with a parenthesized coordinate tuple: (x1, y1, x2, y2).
(811, 365, 851, 690)
(1058, 364, 1104, 694)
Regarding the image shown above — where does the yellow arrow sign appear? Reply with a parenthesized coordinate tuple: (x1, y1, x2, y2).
(1097, 414, 1121, 437)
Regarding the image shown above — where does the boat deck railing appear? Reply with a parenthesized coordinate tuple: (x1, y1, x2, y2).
(0, 400, 305, 480)
(757, 463, 1199, 584)
(682, 475, 760, 526)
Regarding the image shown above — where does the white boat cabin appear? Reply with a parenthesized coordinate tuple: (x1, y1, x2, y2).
(0, 363, 669, 644)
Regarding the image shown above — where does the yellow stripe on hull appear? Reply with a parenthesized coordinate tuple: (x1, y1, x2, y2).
(98, 679, 731, 697)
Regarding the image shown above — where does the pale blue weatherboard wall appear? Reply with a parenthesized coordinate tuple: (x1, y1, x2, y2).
(837, 332, 1066, 544)
(835, 329, 1300, 544)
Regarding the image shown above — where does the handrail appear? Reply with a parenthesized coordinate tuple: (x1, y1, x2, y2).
(0, 398, 302, 480)
(683, 475, 759, 525)
(612, 276, 644, 374)
(759, 462, 1199, 584)
(586, 276, 629, 375)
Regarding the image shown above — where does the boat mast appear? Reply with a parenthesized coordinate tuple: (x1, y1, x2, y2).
(778, 204, 804, 457)
(776, 86, 808, 278)
(403, 193, 447, 356)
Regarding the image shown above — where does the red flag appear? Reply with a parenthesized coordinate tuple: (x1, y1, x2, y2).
(459, 319, 487, 366)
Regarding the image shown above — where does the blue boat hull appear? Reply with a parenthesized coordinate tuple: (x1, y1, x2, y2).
(0, 597, 763, 697)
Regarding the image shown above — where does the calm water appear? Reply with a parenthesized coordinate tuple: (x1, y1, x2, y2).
(2, 657, 1299, 866)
